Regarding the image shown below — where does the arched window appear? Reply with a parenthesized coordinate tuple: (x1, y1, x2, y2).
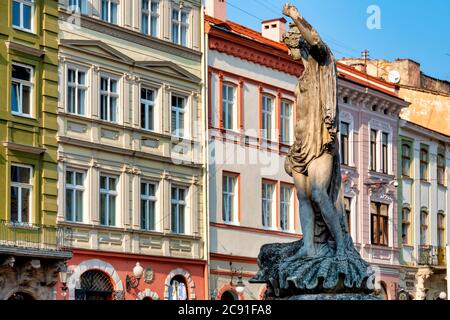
(437, 152, 446, 185)
(402, 207, 411, 245)
(420, 208, 429, 246)
(437, 211, 445, 248)
(420, 147, 429, 181)
(168, 275, 188, 300)
(401, 144, 411, 177)
(75, 270, 114, 300)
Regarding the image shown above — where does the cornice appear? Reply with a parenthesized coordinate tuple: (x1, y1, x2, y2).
(338, 79, 408, 117)
(208, 29, 303, 77)
(57, 136, 202, 169)
(59, 10, 201, 62)
(2, 142, 47, 154)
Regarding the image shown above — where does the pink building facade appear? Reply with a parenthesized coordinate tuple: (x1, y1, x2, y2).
(337, 64, 409, 299)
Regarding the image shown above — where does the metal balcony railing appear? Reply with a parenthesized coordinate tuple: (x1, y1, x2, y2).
(0, 220, 73, 252)
(418, 245, 446, 267)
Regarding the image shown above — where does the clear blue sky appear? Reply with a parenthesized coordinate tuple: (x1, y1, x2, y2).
(225, 0, 450, 81)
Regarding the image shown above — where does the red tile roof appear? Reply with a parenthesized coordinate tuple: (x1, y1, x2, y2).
(205, 15, 401, 99)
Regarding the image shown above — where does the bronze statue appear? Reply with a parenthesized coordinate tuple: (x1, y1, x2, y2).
(250, 3, 375, 299)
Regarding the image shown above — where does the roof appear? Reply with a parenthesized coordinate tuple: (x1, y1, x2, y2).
(205, 15, 402, 99)
(205, 15, 287, 52)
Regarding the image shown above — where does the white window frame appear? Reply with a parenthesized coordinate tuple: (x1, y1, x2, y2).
(171, 185, 187, 234)
(12, 0, 34, 33)
(100, 75, 119, 123)
(171, 7, 189, 46)
(141, 0, 159, 37)
(99, 175, 118, 227)
(280, 185, 293, 231)
(222, 174, 238, 224)
(68, 0, 87, 14)
(280, 100, 293, 144)
(10, 164, 33, 224)
(222, 83, 236, 131)
(67, 67, 87, 116)
(140, 181, 158, 231)
(262, 95, 275, 141)
(140, 87, 155, 131)
(101, 0, 119, 24)
(11, 62, 34, 118)
(262, 182, 275, 228)
(65, 169, 85, 223)
(171, 94, 186, 138)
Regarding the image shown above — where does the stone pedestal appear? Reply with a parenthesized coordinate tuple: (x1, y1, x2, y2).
(286, 293, 379, 300)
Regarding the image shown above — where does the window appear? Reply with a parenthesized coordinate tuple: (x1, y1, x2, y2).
(420, 147, 429, 181)
(401, 144, 411, 177)
(437, 212, 445, 248)
(402, 207, 411, 245)
(68, 0, 87, 14)
(171, 186, 186, 234)
(280, 100, 292, 144)
(262, 182, 274, 228)
(381, 132, 389, 174)
(222, 174, 237, 223)
(222, 84, 236, 130)
(101, 0, 118, 24)
(371, 202, 389, 246)
(100, 76, 118, 123)
(65, 170, 84, 222)
(280, 185, 292, 231)
(12, 0, 34, 32)
(344, 197, 351, 233)
(141, 88, 155, 131)
(141, 182, 157, 231)
(172, 8, 188, 46)
(262, 95, 274, 140)
(11, 63, 33, 117)
(340, 122, 349, 165)
(67, 68, 86, 115)
(10, 165, 32, 223)
(420, 208, 429, 245)
(171, 95, 185, 137)
(142, 0, 159, 37)
(370, 129, 377, 171)
(168, 275, 188, 300)
(437, 152, 446, 185)
(100, 175, 117, 226)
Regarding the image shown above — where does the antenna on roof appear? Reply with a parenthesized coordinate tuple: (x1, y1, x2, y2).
(362, 49, 370, 73)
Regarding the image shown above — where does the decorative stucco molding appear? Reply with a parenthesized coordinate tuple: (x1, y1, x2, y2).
(67, 259, 124, 300)
(163, 268, 196, 300)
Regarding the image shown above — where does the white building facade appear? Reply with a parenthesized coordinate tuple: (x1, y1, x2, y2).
(205, 2, 302, 300)
(398, 120, 450, 300)
(56, 0, 208, 300)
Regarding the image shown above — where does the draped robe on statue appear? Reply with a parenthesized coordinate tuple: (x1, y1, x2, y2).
(284, 30, 346, 243)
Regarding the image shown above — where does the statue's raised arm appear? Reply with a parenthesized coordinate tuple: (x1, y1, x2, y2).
(282, 3, 322, 47)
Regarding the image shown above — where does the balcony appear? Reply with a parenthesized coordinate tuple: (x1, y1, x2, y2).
(418, 245, 446, 267)
(0, 220, 73, 259)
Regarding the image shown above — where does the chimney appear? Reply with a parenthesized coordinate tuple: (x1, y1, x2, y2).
(261, 18, 287, 42)
(205, 0, 227, 22)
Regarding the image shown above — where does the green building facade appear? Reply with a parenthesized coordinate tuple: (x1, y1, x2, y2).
(0, 0, 71, 300)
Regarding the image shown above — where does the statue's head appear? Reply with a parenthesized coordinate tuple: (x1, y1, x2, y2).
(282, 24, 305, 61)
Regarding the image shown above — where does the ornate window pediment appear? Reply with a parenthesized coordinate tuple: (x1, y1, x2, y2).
(135, 61, 200, 83)
(60, 39, 134, 64)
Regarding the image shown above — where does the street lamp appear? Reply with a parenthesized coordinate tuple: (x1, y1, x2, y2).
(59, 263, 69, 300)
(235, 275, 245, 294)
(229, 262, 245, 294)
(126, 262, 144, 291)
